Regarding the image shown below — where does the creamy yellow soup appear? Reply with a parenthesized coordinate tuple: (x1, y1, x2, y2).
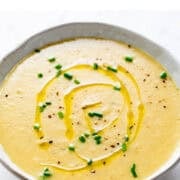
(0, 38, 179, 179)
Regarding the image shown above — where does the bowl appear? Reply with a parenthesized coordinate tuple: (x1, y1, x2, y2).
(0, 22, 179, 180)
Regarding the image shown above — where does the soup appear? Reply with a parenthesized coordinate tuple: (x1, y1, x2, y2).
(0, 38, 179, 179)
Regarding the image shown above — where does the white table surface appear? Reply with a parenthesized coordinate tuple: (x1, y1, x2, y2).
(0, 11, 179, 179)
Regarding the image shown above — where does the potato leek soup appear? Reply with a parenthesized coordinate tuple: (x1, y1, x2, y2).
(0, 38, 179, 179)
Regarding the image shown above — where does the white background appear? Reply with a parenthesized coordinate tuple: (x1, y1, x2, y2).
(0, 11, 180, 179)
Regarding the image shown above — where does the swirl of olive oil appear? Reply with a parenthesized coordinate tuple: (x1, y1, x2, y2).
(34, 64, 144, 171)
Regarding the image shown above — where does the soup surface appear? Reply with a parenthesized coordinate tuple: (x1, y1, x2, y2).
(0, 38, 179, 179)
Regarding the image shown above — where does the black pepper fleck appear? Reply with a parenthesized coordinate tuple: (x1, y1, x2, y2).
(57, 161, 61, 164)
(90, 170, 96, 174)
(110, 145, 115, 148)
(49, 140, 53, 144)
(48, 115, 52, 118)
(34, 49, 41, 53)
(129, 125, 134, 130)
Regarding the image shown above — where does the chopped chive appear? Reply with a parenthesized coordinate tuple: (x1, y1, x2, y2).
(54, 64, 62, 70)
(124, 56, 133, 62)
(57, 111, 64, 119)
(131, 163, 138, 178)
(84, 132, 90, 138)
(160, 71, 167, 79)
(79, 135, 86, 143)
(39, 104, 47, 112)
(34, 49, 41, 53)
(88, 112, 103, 118)
(33, 123, 40, 130)
(95, 139, 102, 145)
(74, 79, 80, 85)
(92, 132, 98, 136)
(93, 63, 98, 70)
(37, 73, 43, 78)
(56, 70, 62, 77)
(94, 135, 102, 141)
(107, 66, 117, 73)
(45, 102, 52, 106)
(41, 168, 52, 177)
(68, 144, 75, 151)
(121, 143, 127, 152)
(124, 135, 129, 142)
(64, 73, 73, 80)
(87, 159, 93, 165)
(48, 57, 56, 63)
(113, 86, 121, 91)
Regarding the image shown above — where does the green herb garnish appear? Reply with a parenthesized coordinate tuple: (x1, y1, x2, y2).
(92, 132, 98, 136)
(33, 123, 40, 130)
(57, 111, 64, 119)
(56, 70, 62, 77)
(95, 139, 102, 145)
(37, 73, 43, 78)
(130, 163, 138, 178)
(84, 132, 90, 138)
(121, 143, 127, 152)
(124, 56, 133, 62)
(88, 112, 103, 118)
(41, 168, 52, 178)
(39, 104, 47, 112)
(54, 64, 62, 70)
(68, 144, 75, 151)
(124, 135, 129, 142)
(87, 159, 93, 165)
(48, 57, 56, 63)
(39, 102, 51, 112)
(64, 73, 73, 80)
(107, 66, 117, 73)
(93, 63, 98, 70)
(113, 86, 121, 91)
(45, 102, 52, 106)
(93, 135, 102, 141)
(93, 134, 102, 145)
(74, 79, 80, 85)
(160, 71, 167, 79)
(79, 135, 86, 143)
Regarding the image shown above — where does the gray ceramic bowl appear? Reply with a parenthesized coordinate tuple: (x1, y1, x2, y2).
(0, 23, 179, 180)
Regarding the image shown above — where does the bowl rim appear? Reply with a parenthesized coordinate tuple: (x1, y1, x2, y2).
(0, 22, 179, 180)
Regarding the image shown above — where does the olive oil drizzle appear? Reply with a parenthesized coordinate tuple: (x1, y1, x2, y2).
(34, 64, 144, 171)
